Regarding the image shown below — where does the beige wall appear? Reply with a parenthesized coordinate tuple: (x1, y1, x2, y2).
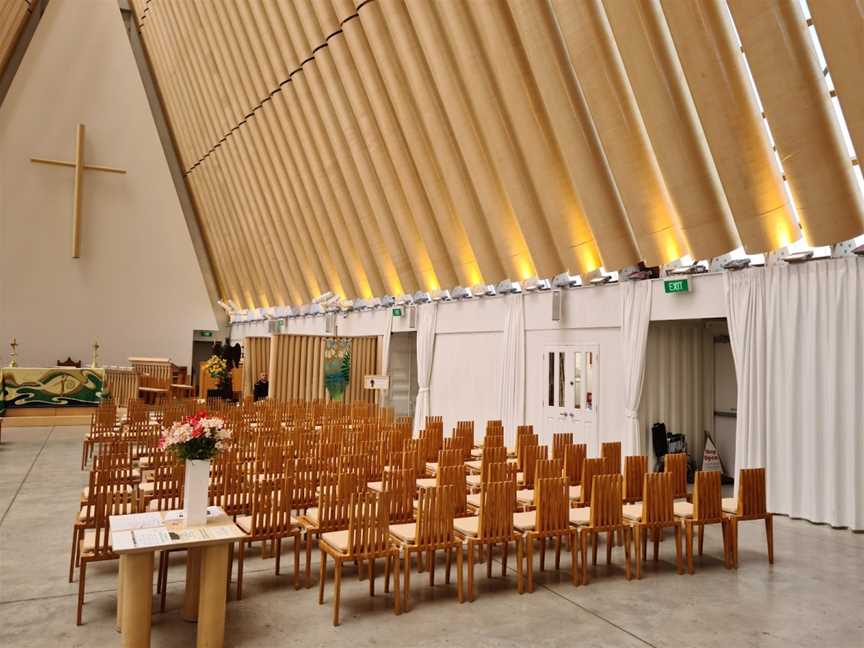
(0, 0, 217, 369)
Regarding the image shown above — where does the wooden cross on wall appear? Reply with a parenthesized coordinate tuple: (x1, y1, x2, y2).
(30, 124, 126, 258)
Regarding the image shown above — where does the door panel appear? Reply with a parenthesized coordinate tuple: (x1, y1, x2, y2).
(542, 345, 599, 454)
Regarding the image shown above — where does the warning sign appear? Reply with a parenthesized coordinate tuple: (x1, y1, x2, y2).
(702, 434, 723, 474)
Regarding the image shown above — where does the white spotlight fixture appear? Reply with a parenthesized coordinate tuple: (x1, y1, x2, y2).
(522, 276, 551, 291)
(782, 250, 814, 264)
(307, 303, 323, 316)
(552, 272, 580, 288)
(496, 279, 522, 294)
(396, 293, 414, 305)
(368, 297, 382, 308)
(339, 299, 354, 311)
(451, 285, 472, 300)
(227, 300, 240, 311)
(216, 300, 232, 314)
(413, 291, 432, 304)
(381, 295, 395, 307)
(430, 289, 451, 301)
(723, 258, 752, 271)
(669, 263, 708, 276)
(472, 283, 496, 297)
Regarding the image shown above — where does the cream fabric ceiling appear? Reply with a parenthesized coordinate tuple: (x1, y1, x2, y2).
(0, 0, 32, 77)
(129, 0, 864, 308)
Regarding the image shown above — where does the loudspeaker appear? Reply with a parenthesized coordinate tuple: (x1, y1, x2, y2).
(551, 290, 562, 322)
(325, 312, 336, 335)
(408, 304, 417, 328)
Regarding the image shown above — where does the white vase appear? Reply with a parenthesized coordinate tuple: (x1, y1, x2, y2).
(183, 459, 210, 527)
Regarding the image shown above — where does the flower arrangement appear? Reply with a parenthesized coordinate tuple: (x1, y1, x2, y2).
(203, 355, 228, 380)
(159, 412, 230, 461)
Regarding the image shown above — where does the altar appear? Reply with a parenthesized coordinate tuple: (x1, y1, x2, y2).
(0, 367, 105, 419)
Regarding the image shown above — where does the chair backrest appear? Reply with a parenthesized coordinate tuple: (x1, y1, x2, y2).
(535, 458, 563, 482)
(346, 491, 391, 556)
(521, 444, 549, 489)
(381, 466, 415, 523)
(564, 443, 587, 486)
(589, 474, 624, 528)
(516, 434, 539, 471)
(534, 476, 569, 534)
(436, 448, 463, 469)
(293, 456, 318, 510)
(623, 455, 647, 502)
(477, 480, 516, 542)
(642, 472, 675, 524)
(552, 433, 573, 461)
(482, 431, 504, 449)
(692, 470, 723, 521)
(436, 465, 468, 517)
(601, 441, 622, 475)
(420, 426, 443, 461)
(152, 462, 184, 511)
(479, 446, 506, 478)
(94, 490, 135, 558)
(580, 458, 610, 506)
(416, 485, 456, 546)
(736, 467, 767, 516)
(318, 472, 357, 531)
(249, 471, 295, 536)
(402, 439, 426, 476)
(664, 452, 688, 499)
(485, 420, 503, 436)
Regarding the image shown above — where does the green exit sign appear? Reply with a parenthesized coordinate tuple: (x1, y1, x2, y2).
(392, 307, 403, 317)
(197, 330, 214, 337)
(664, 278, 691, 294)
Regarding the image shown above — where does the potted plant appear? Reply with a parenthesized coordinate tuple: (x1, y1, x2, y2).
(204, 354, 233, 400)
(159, 412, 229, 526)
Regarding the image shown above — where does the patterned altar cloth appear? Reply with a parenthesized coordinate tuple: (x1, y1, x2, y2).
(0, 367, 105, 415)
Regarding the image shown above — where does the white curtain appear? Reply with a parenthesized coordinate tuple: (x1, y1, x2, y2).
(413, 303, 438, 435)
(379, 310, 394, 400)
(621, 280, 653, 455)
(726, 257, 864, 530)
(498, 293, 526, 447)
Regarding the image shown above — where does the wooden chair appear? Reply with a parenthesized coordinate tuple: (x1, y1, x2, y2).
(425, 447, 462, 477)
(76, 490, 134, 625)
(380, 467, 416, 524)
(318, 491, 402, 625)
(664, 452, 689, 500)
(300, 473, 356, 587)
(389, 485, 464, 610)
(515, 444, 549, 508)
(601, 441, 622, 475)
(466, 446, 506, 488)
(624, 473, 683, 579)
(518, 475, 578, 591)
(572, 457, 609, 508)
(724, 468, 773, 568)
(674, 471, 731, 573)
(575, 474, 632, 585)
(454, 480, 524, 601)
(623, 455, 648, 503)
(436, 465, 469, 518)
(552, 432, 573, 461)
(234, 472, 302, 598)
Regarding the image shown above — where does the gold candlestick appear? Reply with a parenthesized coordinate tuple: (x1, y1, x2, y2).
(9, 337, 18, 368)
(91, 340, 100, 368)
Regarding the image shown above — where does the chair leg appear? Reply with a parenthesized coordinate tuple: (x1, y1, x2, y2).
(69, 526, 79, 583)
(697, 524, 704, 556)
(555, 536, 562, 570)
(318, 550, 327, 604)
(623, 527, 632, 581)
(369, 554, 375, 596)
(404, 549, 411, 611)
(486, 542, 493, 579)
(305, 531, 314, 587)
(275, 537, 282, 576)
(653, 527, 660, 562)
(333, 559, 342, 626)
(592, 532, 598, 566)
(236, 540, 245, 600)
(293, 533, 300, 590)
(515, 537, 524, 594)
(642, 525, 648, 562)
(686, 522, 694, 575)
(393, 551, 402, 615)
(731, 518, 739, 568)
(160, 551, 169, 612)
(76, 560, 87, 626)
(445, 545, 452, 584)
(502, 541, 508, 577)
(721, 519, 731, 568)
(634, 527, 642, 580)
(384, 551, 391, 594)
(765, 515, 774, 564)
(526, 534, 534, 593)
(429, 548, 435, 586)
(539, 537, 546, 571)
(606, 530, 613, 565)
(467, 542, 475, 602)
(456, 544, 465, 603)
(570, 532, 578, 585)
(580, 531, 589, 585)
(674, 525, 683, 575)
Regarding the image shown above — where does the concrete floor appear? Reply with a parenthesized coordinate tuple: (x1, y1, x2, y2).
(0, 426, 862, 648)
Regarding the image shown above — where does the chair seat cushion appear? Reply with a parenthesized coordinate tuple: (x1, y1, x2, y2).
(388, 522, 417, 543)
(81, 529, 110, 554)
(464, 460, 481, 472)
(320, 530, 350, 553)
(673, 501, 694, 519)
(367, 481, 383, 493)
(722, 497, 738, 514)
(466, 475, 481, 487)
(622, 503, 643, 521)
(568, 485, 582, 501)
(425, 462, 438, 475)
(454, 516, 479, 537)
(466, 493, 481, 508)
(569, 507, 590, 526)
(416, 478, 436, 489)
(301, 507, 319, 527)
(516, 489, 534, 506)
(470, 448, 482, 458)
(513, 510, 536, 532)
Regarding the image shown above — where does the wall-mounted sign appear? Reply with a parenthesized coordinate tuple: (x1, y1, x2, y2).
(196, 330, 214, 337)
(364, 375, 390, 390)
(664, 278, 691, 294)
(392, 307, 403, 317)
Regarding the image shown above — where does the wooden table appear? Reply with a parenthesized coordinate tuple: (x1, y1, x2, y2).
(110, 509, 246, 648)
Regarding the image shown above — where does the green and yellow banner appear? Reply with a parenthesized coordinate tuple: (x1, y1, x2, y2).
(0, 367, 105, 415)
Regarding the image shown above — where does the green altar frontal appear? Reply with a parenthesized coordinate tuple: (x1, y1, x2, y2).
(0, 367, 106, 415)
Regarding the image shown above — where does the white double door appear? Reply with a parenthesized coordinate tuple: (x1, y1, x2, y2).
(542, 345, 599, 454)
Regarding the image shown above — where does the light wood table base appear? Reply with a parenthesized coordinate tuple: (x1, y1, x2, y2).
(197, 544, 230, 648)
(183, 548, 202, 622)
(120, 553, 154, 648)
